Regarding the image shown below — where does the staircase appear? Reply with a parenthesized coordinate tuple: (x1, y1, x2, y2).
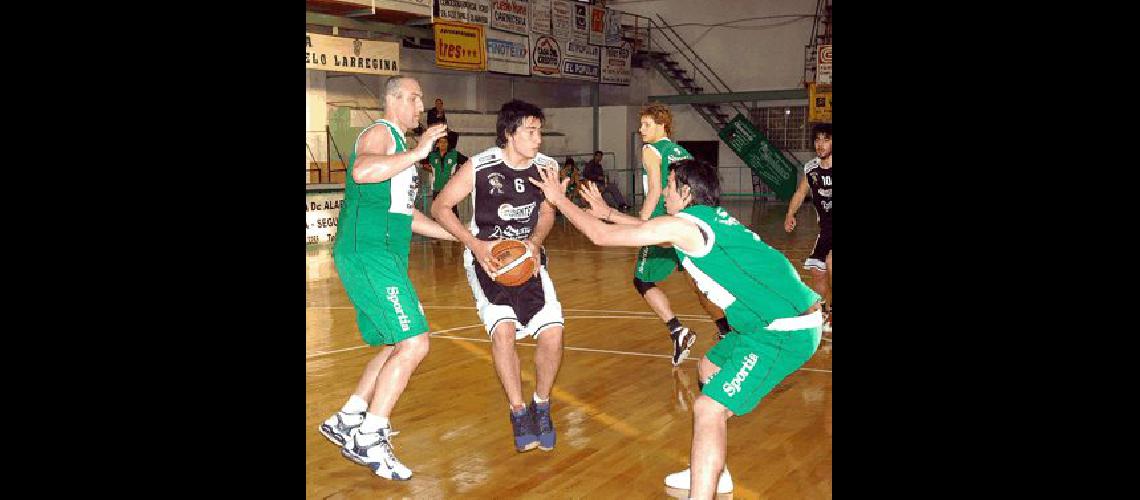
(623, 13, 797, 198)
(636, 14, 750, 133)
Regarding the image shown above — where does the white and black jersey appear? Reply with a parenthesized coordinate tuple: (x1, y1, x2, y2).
(467, 147, 556, 242)
(803, 158, 832, 271)
(804, 158, 832, 227)
(463, 147, 564, 339)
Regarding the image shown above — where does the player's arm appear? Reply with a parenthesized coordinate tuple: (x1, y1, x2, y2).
(431, 159, 501, 273)
(410, 209, 458, 241)
(580, 182, 644, 225)
(527, 157, 558, 250)
(519, 200, 556, 278)
(784, 173, 810, 232)
(530, 166, 702, 251)
(523, 159, 559, 276)
(352, 123, 447, 184)
(529, 199, 556, 248)
(639, 147, 663, 221)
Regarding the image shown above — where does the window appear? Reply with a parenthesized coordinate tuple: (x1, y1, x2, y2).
(750, 106, 811, 151)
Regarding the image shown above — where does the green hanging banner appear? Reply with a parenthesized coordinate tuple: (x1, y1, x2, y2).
(718, 113, 800, 201)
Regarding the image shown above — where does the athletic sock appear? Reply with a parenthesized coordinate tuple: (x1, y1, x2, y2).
(342, 394, 368, 414)
(360, 413, 390, 434)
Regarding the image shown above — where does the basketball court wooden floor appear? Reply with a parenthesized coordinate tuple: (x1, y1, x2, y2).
(307, 200, 832, 499)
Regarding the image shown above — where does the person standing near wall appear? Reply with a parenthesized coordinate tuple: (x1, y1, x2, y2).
(319, 76, 455, 481)
(426, 98, 461, 151)
(784, 123, 832, 333)
(425, 135, 465, 219)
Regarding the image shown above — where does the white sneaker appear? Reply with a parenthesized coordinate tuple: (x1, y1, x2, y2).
(319, 411, 363, 448)
(342, 427, 413, 480)
(664, 466, 733, 493)
(320, 412, 400, 449)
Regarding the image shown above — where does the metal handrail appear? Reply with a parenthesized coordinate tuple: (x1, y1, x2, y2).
(651, 14, 750, 118)
(306, 142, 323, 184)
(326, 125, 348, 181)
(656, 15, 742, 100)
(654, 15, 728, 94)
(650, 19, 719, 96)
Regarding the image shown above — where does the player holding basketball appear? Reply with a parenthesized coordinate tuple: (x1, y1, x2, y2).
(785, 123, 832, 332)
(432, 99, 564, 454)
(318, 76, 458, 481)
(532, 158, 822, 499)
(635, 103, 734, 364)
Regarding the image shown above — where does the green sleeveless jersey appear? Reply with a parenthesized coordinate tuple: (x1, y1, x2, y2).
(643, 138, 692, 217)
(673, 205, 820, 329)
(333, 119, 419, 255)
(427, 149, 459, 191)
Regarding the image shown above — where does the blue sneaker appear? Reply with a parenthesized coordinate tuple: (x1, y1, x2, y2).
(530, 401, 556, 451)
(510, 407, 540, 452)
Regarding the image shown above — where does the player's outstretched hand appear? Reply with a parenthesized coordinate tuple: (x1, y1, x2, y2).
(579, 181, 612, 219)
(529, 165, 569, 205)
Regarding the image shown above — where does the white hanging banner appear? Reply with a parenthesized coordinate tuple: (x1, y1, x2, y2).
(604, 8, 623, 47)
(487, 29, 531, 75)
(433, 0, 491, 26)
(306, 191, 345, 245)
(817, 45, 832, 84)
(530, 0, 552, 35)
(561, 37, 599, 81)
(588, 5, 606, 46)
(571, 2, 589, 43)
(551, 0, 572, 40)
(491, 0, 529, 35)
(530, 34, 562, 78)
(306, 33, 400, 75)
(601, 41, 632, 85)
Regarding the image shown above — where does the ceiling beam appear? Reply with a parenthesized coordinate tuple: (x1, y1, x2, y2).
(648, 89, 808, 105)
(306, 12, 433, 38)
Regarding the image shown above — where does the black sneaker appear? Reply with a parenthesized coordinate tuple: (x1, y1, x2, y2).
(670, 327, 696, 366)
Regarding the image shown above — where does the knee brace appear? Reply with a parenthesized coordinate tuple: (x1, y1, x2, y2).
(633, 277, 657, 296)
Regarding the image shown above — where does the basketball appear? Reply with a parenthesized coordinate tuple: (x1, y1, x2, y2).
(489, 239, 536, 287)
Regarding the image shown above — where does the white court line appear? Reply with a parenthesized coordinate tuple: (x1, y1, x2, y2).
(432, 334, 831, 372)
(306, 323, 484, 359)
(543, 249, 636, 255)
(308, 305, 711, 320)
(306, 321, 833, 373)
